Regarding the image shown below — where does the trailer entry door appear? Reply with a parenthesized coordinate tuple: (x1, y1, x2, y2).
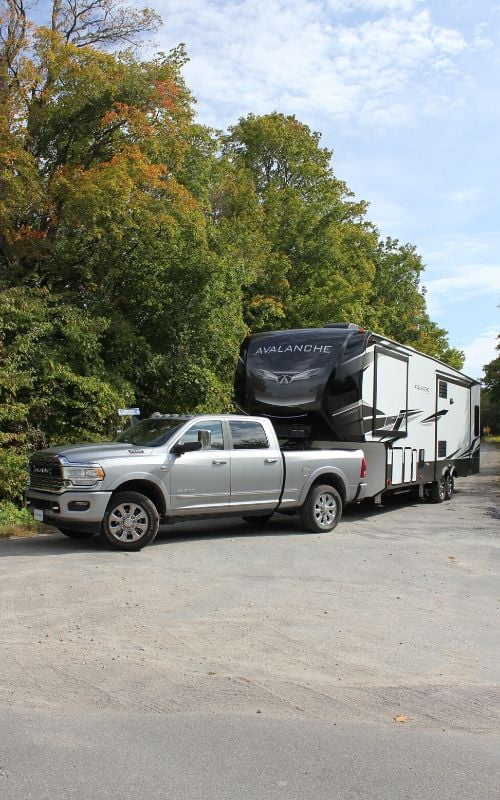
(434, 374, 471, 468)
(373, 349, 409, 439)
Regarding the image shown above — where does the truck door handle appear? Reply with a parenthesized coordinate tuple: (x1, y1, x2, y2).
(212, 459, 227, 465)
(264, 458, 278, 464)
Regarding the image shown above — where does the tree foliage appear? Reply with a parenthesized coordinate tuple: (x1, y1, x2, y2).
(481, 337, 500, 433)
(0, 0, 465, 503)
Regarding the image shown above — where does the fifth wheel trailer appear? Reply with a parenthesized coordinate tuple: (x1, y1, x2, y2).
(235, 322, 480, 502)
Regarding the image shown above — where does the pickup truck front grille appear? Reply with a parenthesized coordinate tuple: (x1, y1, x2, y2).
(29, 455, 64, 491)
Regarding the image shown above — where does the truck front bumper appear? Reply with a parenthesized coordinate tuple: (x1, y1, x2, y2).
(25, 488, 112, 534)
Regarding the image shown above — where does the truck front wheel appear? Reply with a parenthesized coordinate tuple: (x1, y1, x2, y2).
(100, 491, 159, 551)
(300, 484, 342, 533)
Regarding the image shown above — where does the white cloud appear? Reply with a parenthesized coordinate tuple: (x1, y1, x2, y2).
(421, 232, 500, 273)
(423, 264, 500, 316)
(327, 0, 421, 12)
(153, 1, 471, 132)
(445, 187, 483, 204)
(462, 326, 498, 379)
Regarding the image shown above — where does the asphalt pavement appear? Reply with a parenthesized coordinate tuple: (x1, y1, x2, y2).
(1, 444, 499, 798)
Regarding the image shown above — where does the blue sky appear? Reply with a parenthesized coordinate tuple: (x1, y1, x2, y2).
(150, 0, 499, 378)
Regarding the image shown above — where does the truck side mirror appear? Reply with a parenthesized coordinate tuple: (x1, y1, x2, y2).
(197, 430, 212, 449)
(172, 441, 203, 456)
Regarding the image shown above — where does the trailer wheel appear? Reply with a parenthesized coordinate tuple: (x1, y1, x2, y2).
(57, 528, 96, 539)
(431, 477, 446, 503)
(300, 484, 342, 533)
(100, 491, 159, 551)
(444, 473, 454, 501)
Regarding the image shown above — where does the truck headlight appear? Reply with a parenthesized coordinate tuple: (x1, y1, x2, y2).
(61, 465, 105, 487)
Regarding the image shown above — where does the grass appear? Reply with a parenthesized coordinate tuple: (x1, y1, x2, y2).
(0, 501, 42, 538)
(0, 523, 41, 538)
(483, 435, 500, 444)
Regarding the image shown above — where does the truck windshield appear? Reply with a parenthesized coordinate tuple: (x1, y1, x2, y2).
(115, 419, 186, 447)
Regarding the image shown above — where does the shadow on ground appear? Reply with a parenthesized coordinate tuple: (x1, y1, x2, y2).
(0, 488, 435, 558)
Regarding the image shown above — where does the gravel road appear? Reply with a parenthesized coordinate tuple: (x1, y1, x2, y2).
(1, 444, 499, 798)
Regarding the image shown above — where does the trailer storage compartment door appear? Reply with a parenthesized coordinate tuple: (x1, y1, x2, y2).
(403, 447, 413, 483)
(391, 448, 403, 484)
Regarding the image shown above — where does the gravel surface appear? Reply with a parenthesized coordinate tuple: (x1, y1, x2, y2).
(0, 444, 498, 798)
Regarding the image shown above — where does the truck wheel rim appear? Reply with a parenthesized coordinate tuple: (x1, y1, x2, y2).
(108, 502, 149, 542)
(314, 492, 337, 528)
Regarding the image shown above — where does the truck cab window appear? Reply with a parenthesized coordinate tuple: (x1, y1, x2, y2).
(176, 421, 224, 450)
(229, 421, 269, 449)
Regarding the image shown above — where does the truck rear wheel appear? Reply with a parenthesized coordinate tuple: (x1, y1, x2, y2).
(100, 491, 159, 551)
(300, 484, 342, 533)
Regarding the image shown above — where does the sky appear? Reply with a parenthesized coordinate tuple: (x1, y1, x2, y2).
(149, 0, 499, 379)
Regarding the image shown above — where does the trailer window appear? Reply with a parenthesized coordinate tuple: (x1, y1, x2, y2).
(438, 381, 448, 399)
(474, 405, 480, 437)
(438, 440, 447, 458)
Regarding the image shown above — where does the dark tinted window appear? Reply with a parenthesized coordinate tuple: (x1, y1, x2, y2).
(177, 421, 224, 450)
(229, 421, 269, 449)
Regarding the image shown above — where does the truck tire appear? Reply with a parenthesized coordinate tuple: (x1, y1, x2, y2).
(57, 528, 95, 539)
(100, 491, 159, 551)
(431, 477, 446, 503)
(241, 514, 273, 524)
(444, 473, 454, 500)
(300, 484, 342, 533)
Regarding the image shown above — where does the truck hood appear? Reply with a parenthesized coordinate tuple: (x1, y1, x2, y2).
(37, 443, 154, 462)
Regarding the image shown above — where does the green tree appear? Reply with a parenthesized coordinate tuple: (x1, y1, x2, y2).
(481, 337, 500, 433)
(0, 0, 253, 504)
(224, 112, 377, 331)
(365, 238, 464, 368)
(0, 1, 249, 416)
(0, 287, 131, 502)
(483, 336, 500, 401)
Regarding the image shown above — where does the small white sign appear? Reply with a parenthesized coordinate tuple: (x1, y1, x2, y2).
(34, 509, 44, 522)
(118, 408, 141, 416)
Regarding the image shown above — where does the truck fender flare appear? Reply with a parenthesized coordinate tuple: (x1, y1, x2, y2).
(106, 472, 170, 514)
(297, 467, 348, 507)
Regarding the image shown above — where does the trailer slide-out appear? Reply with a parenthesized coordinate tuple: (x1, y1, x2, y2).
(235, 322, 480, 502)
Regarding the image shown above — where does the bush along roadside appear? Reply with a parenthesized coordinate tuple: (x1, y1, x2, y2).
(0, 501, 42, 537)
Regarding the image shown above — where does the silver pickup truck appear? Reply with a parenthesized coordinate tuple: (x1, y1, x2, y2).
(25, 414, 367, 551)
